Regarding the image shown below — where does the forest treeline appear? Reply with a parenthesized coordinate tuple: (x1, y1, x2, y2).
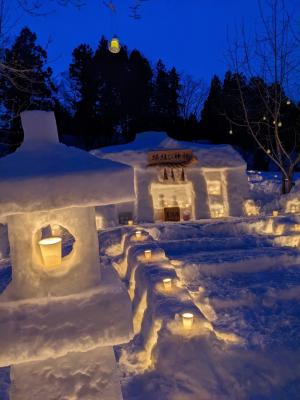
(0, 27, 299, 170)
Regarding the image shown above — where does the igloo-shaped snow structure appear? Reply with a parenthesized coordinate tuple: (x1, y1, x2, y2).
(0, 111, 135, 399)
(91, 132, 249, 225)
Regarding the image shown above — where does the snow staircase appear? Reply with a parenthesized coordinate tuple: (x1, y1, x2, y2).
(100, 217, 300, 374)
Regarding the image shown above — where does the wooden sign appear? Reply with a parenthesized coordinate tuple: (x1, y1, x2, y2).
(164, 207, 180, 222)
(147, 149, 194, 166)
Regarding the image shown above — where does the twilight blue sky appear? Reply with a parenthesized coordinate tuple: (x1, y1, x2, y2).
(11, 0, 299, 86)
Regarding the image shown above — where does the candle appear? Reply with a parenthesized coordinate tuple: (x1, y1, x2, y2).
(135, 230, 142, 240)
(144, 249, 152, 260)
(163, 278, 172, 289)
(39, 237, 62, 267)
(293, 224, 300, 232)
(272, 211, 279, 217)
(181, 312, 194, 329)
(128, 220, 133, 226)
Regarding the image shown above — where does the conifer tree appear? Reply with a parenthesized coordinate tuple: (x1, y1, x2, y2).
(0, 27, 55, 130)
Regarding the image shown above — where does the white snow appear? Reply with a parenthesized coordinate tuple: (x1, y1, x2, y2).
(92, 132, 249, 223)
(98, 217, 300, 400)
(10, 346, 123, 400)
(0, 111, 135, 216)
(1, 128, 300, 399)
(0, 262, 133, 366)
(91, 132, 246, 169)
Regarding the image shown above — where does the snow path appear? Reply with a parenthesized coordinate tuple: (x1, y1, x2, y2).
(100, 219, 300, 400)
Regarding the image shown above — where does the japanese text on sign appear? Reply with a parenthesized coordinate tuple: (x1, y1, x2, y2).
(147, 149, 193, 166)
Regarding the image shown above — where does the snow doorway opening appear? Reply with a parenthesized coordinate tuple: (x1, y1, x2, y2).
(150, 181, 195, 222)
(203, 170, 229, 218)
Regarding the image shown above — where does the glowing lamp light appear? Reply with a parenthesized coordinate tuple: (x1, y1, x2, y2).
(109, 36, 121, 54)
(144, 249, 152, 260)
(272, 210, 279, 217)
(229, 129, 233, 135)
(287, 99, 291, 105)
(128, 220, 133, 226)
(267, 149, 271, 154)
(162, 278, 172, 290)
(39, 237, 62, 267)
(135, 230, 142, 240)
(293, 224, 300, 232)
(181, 312, 194, 329)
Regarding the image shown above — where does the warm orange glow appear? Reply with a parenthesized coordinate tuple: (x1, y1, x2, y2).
(39, 237, 62, 267)
(162, 278, 172, 290)
(109, 37, 121, 53)
(181, 312, 194, 329)
(135, 230, 142, 240)
(128, 220, 133, 226)
(144, 249, 152, 260)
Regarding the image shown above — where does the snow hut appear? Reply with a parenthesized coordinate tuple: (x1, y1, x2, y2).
(91, 132, 249, 224)
(0, 111, 135, 400)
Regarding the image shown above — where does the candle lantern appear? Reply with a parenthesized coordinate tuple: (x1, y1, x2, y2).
(109, 36, 121, 53)
(144, 249, 152, 260)
(128, 220, 133, 226)
(162, 278, 172, 290)
(181, 312, 194, 329)
(135, 230, 142, 240)
(0, 111, 135, 398)
(272, 211, 279, 217)
(38, 237, 62, 267)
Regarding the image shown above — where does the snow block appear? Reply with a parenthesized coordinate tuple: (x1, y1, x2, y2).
(0, 111, 135, 216)
(0, 265, 133, 367)
(10, 346, 123, 400)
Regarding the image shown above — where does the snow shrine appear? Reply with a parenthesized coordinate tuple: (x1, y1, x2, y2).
(91, 132, 249, 225)
(0, 111, 135, 399)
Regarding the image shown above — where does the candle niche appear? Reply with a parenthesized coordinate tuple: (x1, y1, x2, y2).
(181, 312, 194, 329)
(150, 181, 195, 222)
(162, 278, 172, 290)
(38, 224, 75, 269)
(144, 249, 152, 260)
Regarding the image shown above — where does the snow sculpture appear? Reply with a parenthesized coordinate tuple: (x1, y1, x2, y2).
(91, 132, 249, 224)
(0, 111, 135, 400)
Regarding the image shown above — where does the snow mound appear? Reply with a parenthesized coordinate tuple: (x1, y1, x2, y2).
(0, 111, 135, 215)
(91, 131, 246, 169)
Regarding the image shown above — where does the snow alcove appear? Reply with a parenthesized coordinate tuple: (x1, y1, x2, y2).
(91, 132, 249, 225)
(0, 111, 135, 400)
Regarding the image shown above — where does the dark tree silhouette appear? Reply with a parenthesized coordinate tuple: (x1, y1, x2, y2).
(0, 27, 54, 130)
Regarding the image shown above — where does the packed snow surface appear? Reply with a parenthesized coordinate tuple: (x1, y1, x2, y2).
(1, 172, 300, 399)
(91, 131, 246, 169)
(0, 111, 135, 215)
(99, 217, 300, 400)
(0, 262, 133, 366)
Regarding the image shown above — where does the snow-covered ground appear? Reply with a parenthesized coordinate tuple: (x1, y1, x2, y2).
(1, 172, 300, 399)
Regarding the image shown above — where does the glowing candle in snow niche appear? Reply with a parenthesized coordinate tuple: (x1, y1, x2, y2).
(128, 220, 133, 226)
(272, 211, 279, 217)
(294, 224, 300, 232)
(163, 278, 172, 290)
(181, 312, 194, 329)
(39, 237, 62, 267)
(144, 249, 152, 260)
(135, 230, 142, 240)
